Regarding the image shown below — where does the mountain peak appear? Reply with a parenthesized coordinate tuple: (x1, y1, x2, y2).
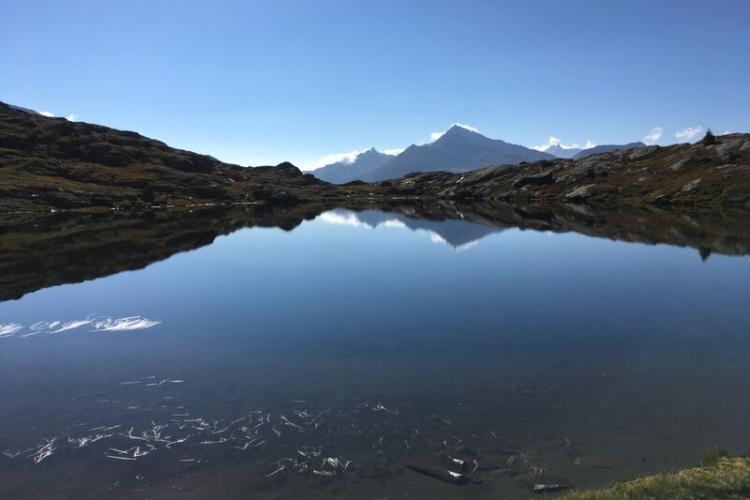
(443, 124, 480, 138)
(311, 147, 393, 184)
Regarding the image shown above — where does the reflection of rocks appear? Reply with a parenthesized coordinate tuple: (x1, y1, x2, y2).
(338, 200, 750, 259)
(417, 200, 750, 258)
(1, 200, 749, 302)
(0, 204, 325, 302)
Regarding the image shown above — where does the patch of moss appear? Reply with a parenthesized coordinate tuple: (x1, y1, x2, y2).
(562, 457, 750, 500)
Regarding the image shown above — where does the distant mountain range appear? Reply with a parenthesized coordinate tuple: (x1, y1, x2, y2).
(312, 125, 645, 184)
(572, 142, 646, 159)
(538, 142, 645, 159)
(312, 148, 394, 184)
(361, 125, 554, 182)
(541, 144, 583, 159)
(313, 125, 555, 183)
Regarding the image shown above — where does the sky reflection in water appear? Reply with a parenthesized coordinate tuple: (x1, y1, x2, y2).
(1, 210, 750, 499)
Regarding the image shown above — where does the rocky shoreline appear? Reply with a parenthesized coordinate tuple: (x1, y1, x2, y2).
(376, 132, 750, 209)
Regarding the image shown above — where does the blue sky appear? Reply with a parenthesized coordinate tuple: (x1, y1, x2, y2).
(1, 0, 748, 169)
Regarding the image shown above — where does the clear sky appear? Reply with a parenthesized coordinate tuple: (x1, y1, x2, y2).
(1, 0, 748, 169)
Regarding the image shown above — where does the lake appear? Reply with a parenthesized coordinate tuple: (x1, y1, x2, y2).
(2, 206, 750, 499)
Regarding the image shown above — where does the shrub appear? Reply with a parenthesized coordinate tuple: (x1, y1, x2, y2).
(701, 445, 729, 466)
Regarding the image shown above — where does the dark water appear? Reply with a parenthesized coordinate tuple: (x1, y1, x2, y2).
(2, 208, 750, 499)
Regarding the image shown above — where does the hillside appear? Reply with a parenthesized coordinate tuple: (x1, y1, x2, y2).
(2, 101, 749, 214)
(0, 101, 336, 212)
(382, 135, 750, 209)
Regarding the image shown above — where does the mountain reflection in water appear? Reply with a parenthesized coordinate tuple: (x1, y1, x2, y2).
(318, 209, 502, 249)
(1, 202, 748, 302)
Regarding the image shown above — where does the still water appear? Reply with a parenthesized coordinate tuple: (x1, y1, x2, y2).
(1, 208, 750, 499)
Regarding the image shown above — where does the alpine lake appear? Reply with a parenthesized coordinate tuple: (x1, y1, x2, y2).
(1, 204, 750, 499)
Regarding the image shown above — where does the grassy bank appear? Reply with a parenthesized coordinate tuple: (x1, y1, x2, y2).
(562, 457, 750, 499)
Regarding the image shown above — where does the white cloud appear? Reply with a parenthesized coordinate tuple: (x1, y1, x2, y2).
(36, 111, 77, 121)
(532, 136, 596, 152)
(428, 122, 480, 143)
(381, 219, 407, 228)
(643, 127, 663, 145)
(429, 233, 448, 244)
(306, 145, 405, 171)
(456, 240, 479, 252)
(455, 122, 479, 133)
(429, 131, 444, 142)
(307, 149, 363, 170)
(317, 210, 372, 228)
(675, 126, 702, 141)
(532, 136, 561, 151)
(318, 210, 410, 230)
(383, 147, 405, 156)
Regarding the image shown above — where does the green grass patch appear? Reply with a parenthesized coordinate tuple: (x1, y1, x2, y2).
(562, 457, 750, 500)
